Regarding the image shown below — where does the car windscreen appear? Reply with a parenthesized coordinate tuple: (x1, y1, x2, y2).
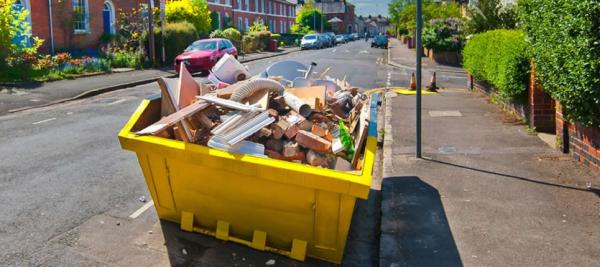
(303, 35, 317, 40)
(185, 41, 217, 52)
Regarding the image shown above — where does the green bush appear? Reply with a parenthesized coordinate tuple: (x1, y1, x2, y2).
(165, 0, 211, 34)
(423, 18, 464, 51)
(279, 33, 302, 46)
(221, 28, 242, 48)
(241, 31, 271, 53)
(519, 0, 600, 127)
(155, 21, 199, 65)
(462, 29, 529, 99)
(110, 50, 143, 69)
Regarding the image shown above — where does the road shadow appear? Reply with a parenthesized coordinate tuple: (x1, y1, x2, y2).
(424, 158, 599, 198)
(156, 190, 382, 266)
(380, 176, 463, 267)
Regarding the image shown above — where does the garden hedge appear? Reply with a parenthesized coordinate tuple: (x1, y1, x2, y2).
(154, 21, 199, 65)
(519, 0, 600, 127)
(462, 29, 529, 99)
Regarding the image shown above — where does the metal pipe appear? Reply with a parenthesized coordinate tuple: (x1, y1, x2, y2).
(283, 91, 312, 118)
(416, 0, 423, 158)
(47, 0, 55, 54)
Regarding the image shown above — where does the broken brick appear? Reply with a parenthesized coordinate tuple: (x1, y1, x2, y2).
(283, 141, 301, 158)
(285, 150, 306, 162)
(266, 139, 284, 152)
(271, 120, 290, 140)
(265, 149, 285, 160)
(306, 150, 329, 167)
(255, 127, 272, 138)
(284, 124, 300, 139)
(295, 130, 332, 153)
(311, 124, 327, 137)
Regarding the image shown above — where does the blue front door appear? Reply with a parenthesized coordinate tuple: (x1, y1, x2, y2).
(103, 10, 111, 34)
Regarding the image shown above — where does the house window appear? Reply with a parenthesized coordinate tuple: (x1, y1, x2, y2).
(255, 0, 258, 12)
(261, 0, 265, 14)
(72, 0, 90, 33)
(245, 18, 249, 31)
(238, 17, 243, 30)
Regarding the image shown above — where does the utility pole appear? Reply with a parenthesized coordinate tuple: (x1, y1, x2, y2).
(160, 0, 165, 64)
(147, 0, 155, 66)
(416, 0, 423, 158)
(320, 3, 323, 33)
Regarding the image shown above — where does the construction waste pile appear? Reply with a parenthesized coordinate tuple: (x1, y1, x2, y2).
(137, 54, 372, 171)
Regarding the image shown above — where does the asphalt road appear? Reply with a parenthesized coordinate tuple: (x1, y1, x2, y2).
(0, 40, 418, 266)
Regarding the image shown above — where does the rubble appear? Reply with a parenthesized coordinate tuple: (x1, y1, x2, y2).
(136, 56, 372, 171)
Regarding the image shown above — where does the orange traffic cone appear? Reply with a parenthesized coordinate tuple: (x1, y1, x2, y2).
(409, 72, 416, 90)
(427, 72, 439, 92)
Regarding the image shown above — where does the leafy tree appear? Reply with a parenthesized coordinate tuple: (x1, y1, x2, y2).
(165, 0, 212, 34)
(393, 1, 461, 32)
(292, 0, 327, 33)
(464, 0, 517, 34)
(0, 0, 43, 65)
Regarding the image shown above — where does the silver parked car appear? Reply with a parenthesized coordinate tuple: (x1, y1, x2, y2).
(300, 34, 323, 50)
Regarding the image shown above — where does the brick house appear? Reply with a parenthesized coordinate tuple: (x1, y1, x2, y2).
(16, 0, 142, 54)
(311, 0, 356, 34)
(206, 0, 297, 34)
(16, 0, 296, 55)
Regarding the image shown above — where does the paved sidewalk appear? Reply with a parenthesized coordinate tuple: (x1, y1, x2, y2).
(388, 38, 466, 75)
(0, 47, 300, 116)
(381, 88, 600, 266)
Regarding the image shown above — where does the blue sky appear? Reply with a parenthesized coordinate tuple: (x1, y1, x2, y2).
(350, 0, 392, 17)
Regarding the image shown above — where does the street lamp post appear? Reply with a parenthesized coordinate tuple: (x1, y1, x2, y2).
(416, 0, 423, 158)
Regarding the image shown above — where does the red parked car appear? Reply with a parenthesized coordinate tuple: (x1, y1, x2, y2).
(174, 38, 238, 74)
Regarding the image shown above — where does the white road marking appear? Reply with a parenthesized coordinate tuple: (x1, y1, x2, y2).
(344, 49, 350, 53)
(129, 200, 154, 219)
(107, 98, 127, 106)
(32, 118, 56, 125)
(332, 48, 337, 53)
(359, 50, 369, 54)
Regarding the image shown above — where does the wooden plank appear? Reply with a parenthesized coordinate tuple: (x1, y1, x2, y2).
(137, 100, 209, 136)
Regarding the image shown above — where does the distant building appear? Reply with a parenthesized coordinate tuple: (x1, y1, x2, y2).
(206, 0, 297, 34)
(356, 15, 390, 36)
(304, 0, 356, 33)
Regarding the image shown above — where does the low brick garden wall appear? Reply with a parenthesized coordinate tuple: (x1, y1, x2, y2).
(557, 105, 600, 174)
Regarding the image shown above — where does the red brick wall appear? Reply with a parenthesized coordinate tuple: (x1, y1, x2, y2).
(556, 104, 600, 174)
(528, 62, 556, 133)
(30, 0, 141, 54)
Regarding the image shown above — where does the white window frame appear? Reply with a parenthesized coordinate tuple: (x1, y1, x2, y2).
(72, 0, 90, 34)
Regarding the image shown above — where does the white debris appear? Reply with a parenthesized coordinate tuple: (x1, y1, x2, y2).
(182, 248, 188, 256)
(265, 259, 276, 265)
